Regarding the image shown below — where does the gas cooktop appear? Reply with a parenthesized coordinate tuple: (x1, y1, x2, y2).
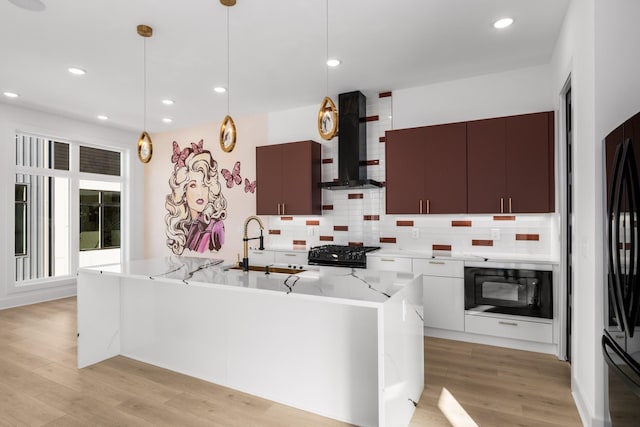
(307, 244, 380, 268)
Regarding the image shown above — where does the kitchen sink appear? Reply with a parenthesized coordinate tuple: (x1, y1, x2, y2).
(225, 265, 305, 275)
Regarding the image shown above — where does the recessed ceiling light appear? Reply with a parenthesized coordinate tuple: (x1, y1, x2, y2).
(162, 99, 174, 105)
(493, 18, 514, 29)
(8, 0, 45, 11)
(214, 86, 227, 93)
(68, 67, 86, 75)
(97, 115, 109, 120)
(3, 91, 19, 98)
(327, 59, 341, 67)
(162, 118, 173, 123)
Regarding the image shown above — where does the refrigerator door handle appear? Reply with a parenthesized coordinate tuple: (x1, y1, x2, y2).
(608, 138, 640, 337)
(602, 331, 640, 400)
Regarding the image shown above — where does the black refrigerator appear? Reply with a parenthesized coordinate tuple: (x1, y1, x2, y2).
(603, 111, 640, 426)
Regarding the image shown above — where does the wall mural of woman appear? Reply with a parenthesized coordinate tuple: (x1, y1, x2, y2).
(165, 139, 227, 255)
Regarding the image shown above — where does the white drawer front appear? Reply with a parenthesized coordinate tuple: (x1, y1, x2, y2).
(464, 314, 553, 343)
(412, 258, 463, 278)
(367, 256, 413, 273)
(249, 250, 275, 266)
(275, 251, 307, 266)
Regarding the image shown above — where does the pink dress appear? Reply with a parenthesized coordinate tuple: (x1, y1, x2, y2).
(185, 217, 225, 252)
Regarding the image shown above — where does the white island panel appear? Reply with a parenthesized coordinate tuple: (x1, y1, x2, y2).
(77, 257, 423, 427)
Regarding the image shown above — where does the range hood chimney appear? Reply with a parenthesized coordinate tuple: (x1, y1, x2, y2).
(319, 91, 383, 190)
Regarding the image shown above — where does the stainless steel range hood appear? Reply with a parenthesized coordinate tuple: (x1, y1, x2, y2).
(320, 91, 383, 190)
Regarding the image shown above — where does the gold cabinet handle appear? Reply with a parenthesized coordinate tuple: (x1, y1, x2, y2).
(282, 203, 285, 215)
(429, 261, 445, 265)
(508, 197, 512, 213)
(498, 321, 518, 326)
(283, 253, 296, 257)
(381, 258, 396, 262)
(419, 199, 423, 214)
(426, 199, 430, 214)
(500, 197, 504, 214)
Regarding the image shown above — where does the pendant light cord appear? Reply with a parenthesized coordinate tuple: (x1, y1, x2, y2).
(143, 36, 147, 131)
(227, 6, 230, 116)
(325, 0, 329, 96)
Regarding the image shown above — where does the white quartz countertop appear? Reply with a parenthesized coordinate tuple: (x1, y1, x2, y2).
(80, 256, 420, 306)
(368, 249, 559, 265)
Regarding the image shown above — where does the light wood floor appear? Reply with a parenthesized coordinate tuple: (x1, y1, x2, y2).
(0, 297, 583, 426)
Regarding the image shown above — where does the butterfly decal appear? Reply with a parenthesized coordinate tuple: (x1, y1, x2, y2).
(244, 178, 257, 194)
(171, 141, 190, 168)
(190, 139, 204, 155)
(221, 161, 242, 188)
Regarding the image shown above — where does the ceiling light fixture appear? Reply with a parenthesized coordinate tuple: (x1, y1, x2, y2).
(493, 17, 514, 29)
(97, 115, 109, 120)
(3, 91, 19, 98)
(214, 86, 227, 94)
(136, 24, 153, 164)
(8, 0, 45, 11)
(327, 58, 340, 67)
(162, 99, 174, 105)
(317, 0, 338, 141)
(162, 118, 173, 123)
(219, 0, 236, 153)
(68, 67, 86, 75)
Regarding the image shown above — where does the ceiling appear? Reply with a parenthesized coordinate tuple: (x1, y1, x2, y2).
(0, 0, 570, 134)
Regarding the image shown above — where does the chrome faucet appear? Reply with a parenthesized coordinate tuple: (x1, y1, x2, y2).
(242, 215, 265, 271)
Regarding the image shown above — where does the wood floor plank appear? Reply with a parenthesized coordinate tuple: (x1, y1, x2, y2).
(0, 297, 583, 427)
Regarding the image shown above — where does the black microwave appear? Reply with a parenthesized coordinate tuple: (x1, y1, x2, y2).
(464, 266, 553, 319)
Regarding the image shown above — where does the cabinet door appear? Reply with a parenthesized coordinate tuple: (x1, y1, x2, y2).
(422, 276, 465, 331)
(505, 112, 552, 213)
(385, 128, 425, 214)
(281, 141, 321, 215)
(256, 145, 283, 215)
(467, 117, 507, 213)
(423, 122, 467, 213)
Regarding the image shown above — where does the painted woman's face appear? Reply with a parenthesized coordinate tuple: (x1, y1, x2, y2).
(185, 170, 209, 219)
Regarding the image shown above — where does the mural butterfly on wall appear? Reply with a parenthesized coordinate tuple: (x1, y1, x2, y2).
(171, 141, 190, 168)
(244, 178, 256, 194)
(221, 161, 242, 188)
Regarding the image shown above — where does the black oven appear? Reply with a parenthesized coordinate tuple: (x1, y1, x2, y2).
(464, 265, 552, 319)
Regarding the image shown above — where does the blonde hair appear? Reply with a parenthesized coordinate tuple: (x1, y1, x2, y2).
(165, 151, 227, 255)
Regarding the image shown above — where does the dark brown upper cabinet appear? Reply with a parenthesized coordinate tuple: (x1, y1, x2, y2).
(467, 111, 555, 214)
(386, 122, 467, 214)
(256, 140, 321, 215)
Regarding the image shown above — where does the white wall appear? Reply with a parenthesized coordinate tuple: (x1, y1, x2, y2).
(393, 65, 554, 129)
(549, 1, 640, 426)
(0, 102, 143, 309)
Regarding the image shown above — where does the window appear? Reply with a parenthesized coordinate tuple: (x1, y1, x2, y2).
(80, 189, 120, 250)
(15, 133, 123, 282)
(15, 183, 28, 257)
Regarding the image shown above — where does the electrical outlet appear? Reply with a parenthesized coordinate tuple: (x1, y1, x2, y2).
(491, 228, 501, 241)
(411, 227, 420, 239)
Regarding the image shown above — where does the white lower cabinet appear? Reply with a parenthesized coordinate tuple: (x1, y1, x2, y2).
(367, 255, 413, 273)
(412, 259, 464, 332)
(248, 250, 275, 266)
(464, 312, 553, 343)
(274, 250, 307, 266)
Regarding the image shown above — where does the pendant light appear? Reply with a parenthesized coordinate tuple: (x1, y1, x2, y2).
(137, 24, 153, 163)
(219, 0, 237, 153)
(317, 0, 338, 141)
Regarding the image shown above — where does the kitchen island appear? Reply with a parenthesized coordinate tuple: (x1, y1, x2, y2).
(77, 257, 423, 427)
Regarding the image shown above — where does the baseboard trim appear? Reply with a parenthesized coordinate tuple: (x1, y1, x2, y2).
(0, 285, 76, 310)
(424, 327, 558, 355)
